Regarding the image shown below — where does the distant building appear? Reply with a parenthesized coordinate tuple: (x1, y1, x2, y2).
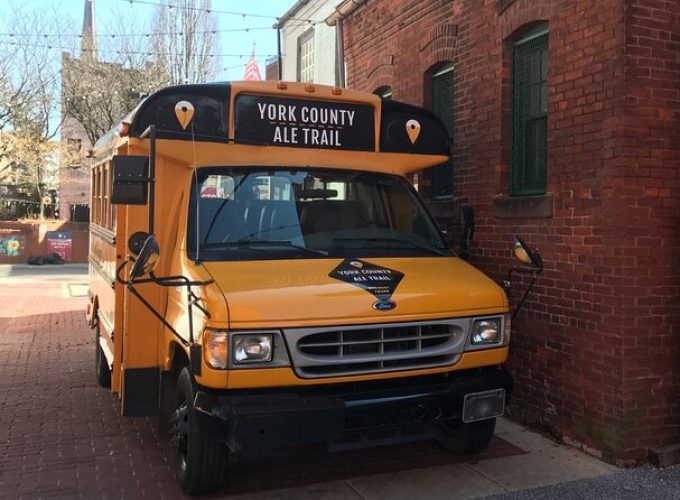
(264, 56, 279, 81)
(275, 0, 340, 85)
(59, 0, 96, 222)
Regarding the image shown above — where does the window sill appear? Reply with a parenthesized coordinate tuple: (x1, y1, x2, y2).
(492, 193, 553, 219)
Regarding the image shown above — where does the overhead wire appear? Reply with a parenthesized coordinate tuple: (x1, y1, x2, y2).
(0, 39, 277, 59)
(0, 26, 278, 39)
(120, 0, 319, 25)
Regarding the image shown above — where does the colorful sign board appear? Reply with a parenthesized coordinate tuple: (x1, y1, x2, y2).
(46, 231, 73, 261)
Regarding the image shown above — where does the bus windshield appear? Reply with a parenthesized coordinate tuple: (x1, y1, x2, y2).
(188, 167, 451, 260)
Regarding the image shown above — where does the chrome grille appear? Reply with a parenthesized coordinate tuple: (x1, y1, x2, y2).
(284, 319, 471, 378)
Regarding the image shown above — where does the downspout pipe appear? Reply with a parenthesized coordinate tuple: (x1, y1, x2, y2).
(325, 0, 368, 88)
(335, 18, 345, 87)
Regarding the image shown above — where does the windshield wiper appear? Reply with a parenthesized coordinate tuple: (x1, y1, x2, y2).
(333, 237, 447, 256)
(204, 239, 328, 256)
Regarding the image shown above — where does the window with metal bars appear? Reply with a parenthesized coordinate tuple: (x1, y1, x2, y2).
(511, 27, 549, 195)
(429, 64, 454, 198)
(297, 29, 314, 83)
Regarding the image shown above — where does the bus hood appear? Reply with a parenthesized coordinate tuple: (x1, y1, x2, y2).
(202, 257, 507, 328)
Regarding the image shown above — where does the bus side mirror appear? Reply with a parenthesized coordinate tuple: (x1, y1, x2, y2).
(512, 235, 543, 271)
(129, 234, 160, 279)
(111, 155, 149, 205)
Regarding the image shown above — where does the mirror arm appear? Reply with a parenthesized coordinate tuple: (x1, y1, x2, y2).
(115, 258, 214, 347)
(116, 259, 188, 346)
(507, 265, 543, 321)
(126, 283, 190, 347)
(188, 289, 211, 319)
(511, 273, 538, 321)
(149, 272, 214, 288)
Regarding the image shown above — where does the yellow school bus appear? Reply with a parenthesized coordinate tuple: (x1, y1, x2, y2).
(86, 81, 542, 494)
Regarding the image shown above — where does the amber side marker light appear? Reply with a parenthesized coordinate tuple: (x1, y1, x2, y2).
(276, 81, 288, 90)
(117, 122, 130, 137)
(305, 83, 315, 93)
(331, 87, 342, 95)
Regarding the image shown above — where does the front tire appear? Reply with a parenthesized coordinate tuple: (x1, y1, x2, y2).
(435, 417, 496, 455)
(94, 326, 111, 388)
(171, 367, 229, 494)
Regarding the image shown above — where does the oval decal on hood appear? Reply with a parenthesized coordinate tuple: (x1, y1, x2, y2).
(373, 300, 397, 312)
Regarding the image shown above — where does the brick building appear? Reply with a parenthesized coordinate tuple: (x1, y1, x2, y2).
(330, 0, 680, 464)
(59, 0, 95, 222)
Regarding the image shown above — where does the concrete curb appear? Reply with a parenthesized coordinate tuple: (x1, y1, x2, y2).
(0, 263, 88, 271)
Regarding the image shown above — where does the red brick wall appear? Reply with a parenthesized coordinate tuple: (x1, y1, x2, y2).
(615, 0, 680, 460)
(342, 0, 680, 463)
(60, 53, 92, 222)
(0, 222, 89, 264)
(266, 60, 280, 80)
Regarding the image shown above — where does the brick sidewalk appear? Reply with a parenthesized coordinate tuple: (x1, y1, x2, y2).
(3, 274, 592, 499)
(0, 283, 184, 499)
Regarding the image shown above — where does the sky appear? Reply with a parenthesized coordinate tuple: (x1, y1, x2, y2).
(0, 0, 301, 80)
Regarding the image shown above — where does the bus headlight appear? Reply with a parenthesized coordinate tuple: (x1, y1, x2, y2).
(471, 318, 502, 345)
(233, 334, 273, 363)
(204, 329, 229, 369)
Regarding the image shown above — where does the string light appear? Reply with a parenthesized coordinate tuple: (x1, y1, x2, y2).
(0, 26, 280, 39)
(121, 0, 319, 25)
(0, 40, 277, 59)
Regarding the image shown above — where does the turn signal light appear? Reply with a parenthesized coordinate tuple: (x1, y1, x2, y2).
(203, 328, 228, 369)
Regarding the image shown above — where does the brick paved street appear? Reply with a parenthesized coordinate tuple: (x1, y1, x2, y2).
(0, 267, 183, 499)
(0, 266, 620, 499)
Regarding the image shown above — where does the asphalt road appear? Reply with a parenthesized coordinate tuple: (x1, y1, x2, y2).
(488, 464, 680, 500)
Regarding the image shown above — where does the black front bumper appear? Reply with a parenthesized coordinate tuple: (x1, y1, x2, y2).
(193, 366, 512, 455)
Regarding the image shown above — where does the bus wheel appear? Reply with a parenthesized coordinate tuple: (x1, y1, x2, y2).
(94, 326, 111, 388)
(435, 417, 496, 455)
(171, 367, 229, 494)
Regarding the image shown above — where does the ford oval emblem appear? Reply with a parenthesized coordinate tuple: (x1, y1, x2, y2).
(373, 300, 396, 312)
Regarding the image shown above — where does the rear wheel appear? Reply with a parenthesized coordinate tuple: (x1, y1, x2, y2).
(171, 367, 229, 494)
(435, 417, 496, 454)
(94, 325, 111, 388)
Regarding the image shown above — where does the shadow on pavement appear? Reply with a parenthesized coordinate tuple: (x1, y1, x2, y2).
(0, 308, 526, 499)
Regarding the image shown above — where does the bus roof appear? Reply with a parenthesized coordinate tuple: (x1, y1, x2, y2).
(93, 81, 451, 174)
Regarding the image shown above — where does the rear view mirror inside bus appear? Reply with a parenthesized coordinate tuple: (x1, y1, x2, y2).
(111, 155, 150, 205)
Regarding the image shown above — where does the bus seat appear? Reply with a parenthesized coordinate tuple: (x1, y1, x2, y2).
(199, 199, 247, 244)
(299, 201, 367, 233)
(244, 200, 267, 237)
(265, 202, 304, 242)
(244, 200, 303, 242)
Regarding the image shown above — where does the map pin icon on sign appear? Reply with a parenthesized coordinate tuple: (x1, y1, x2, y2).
(175, 101, 195, 130)
(405, 119, 421, 144)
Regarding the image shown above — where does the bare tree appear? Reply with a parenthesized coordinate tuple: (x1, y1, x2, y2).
(61, 55, 168, 146)
(61, 1, 219, 144)
(61, 13, 169, 146)
(152, 0, 218, 84)
(0, 6, 72, 219)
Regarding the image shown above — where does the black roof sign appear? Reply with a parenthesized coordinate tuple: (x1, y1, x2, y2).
(380, 100, 450, 156)
(234, 94, 375, 151)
